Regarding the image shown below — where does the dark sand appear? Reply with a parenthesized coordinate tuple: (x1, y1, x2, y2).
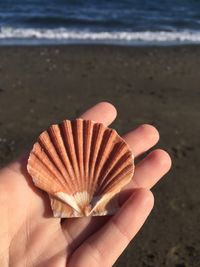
(0, 45, 199, 267)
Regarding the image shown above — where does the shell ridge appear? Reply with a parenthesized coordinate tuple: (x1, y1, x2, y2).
(72, 119, 84, 191)
(98, 152, 133, 194)
(98, 164, 132, 194)
(93, 129, 117, 188)
(83, 120, 93, 194)
(34, 144, 66, 188)
(29, 151, 66, 191)
(88, 123, 105, 195)
(58, 122, 78, 190)
(38, 137, 69, 192)
(95, 141, 127, 190)
(51, 124, 76, 181)
(62, 120, 80, 192)
(48, 125, 76, 192)
(39, 132, 67, 180)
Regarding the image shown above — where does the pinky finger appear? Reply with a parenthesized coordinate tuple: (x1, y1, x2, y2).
(68, 189, 154, 267)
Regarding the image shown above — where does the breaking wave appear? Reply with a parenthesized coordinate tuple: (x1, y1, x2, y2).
(1, 27, 200, 45)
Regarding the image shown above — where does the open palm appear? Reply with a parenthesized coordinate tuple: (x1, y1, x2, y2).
(0, 102, 171, 267)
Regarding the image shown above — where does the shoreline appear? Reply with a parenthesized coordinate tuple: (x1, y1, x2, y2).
(1, 42, 200, 48)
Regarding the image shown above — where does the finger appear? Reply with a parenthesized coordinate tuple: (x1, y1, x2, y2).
(127, 149, 172, 190)
(123, 124, 159, 157)
(79, 101, 117, 125)
(68, 189, 154, 267)
(62, 216, 109, 252)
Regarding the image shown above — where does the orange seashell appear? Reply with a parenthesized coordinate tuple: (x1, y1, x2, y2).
(27, 119, 134, 217)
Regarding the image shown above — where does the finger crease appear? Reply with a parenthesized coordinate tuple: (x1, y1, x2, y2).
(62, 226, 73, 245)
(131, 175, 141, 188)
(111, 219, 131, 243)
(86, 239, 102, 266)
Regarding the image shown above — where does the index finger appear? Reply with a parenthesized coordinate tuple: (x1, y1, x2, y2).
(79, 101, 117, 125)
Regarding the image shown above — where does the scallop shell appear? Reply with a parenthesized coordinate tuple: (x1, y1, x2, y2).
(27, 119, 134, 217)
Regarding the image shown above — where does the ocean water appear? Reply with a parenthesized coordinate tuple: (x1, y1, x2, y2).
(1, 0, 200, 45)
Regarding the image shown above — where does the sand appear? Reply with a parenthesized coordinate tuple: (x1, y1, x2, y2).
(0, 45, 199, 267)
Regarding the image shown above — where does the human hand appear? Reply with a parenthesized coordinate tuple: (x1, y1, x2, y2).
(0, 102, 171, 267)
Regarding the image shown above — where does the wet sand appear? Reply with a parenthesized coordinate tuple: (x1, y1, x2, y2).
(0, 45, 199, 267)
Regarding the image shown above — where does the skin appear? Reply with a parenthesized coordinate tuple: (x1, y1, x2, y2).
(0, 102, 171, 267)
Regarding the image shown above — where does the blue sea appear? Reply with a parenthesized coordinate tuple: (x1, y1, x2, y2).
(1, 0, 200, 45)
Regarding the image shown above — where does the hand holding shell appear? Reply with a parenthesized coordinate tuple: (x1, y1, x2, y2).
(27, 119, 134, 218)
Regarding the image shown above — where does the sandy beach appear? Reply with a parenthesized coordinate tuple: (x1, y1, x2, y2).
(0, 45, 199, 266)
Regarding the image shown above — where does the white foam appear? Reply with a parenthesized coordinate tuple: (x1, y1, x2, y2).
(1, 27, 200, 44)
